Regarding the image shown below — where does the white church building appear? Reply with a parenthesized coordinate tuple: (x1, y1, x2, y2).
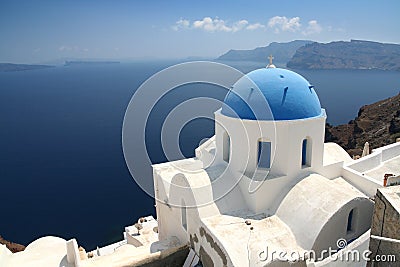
(152, 64, 399, 266)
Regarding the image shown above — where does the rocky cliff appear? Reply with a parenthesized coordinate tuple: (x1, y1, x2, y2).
(0, 235, 25, 253)
(325, 93, 400, 157)
(288, 40, 400, 71)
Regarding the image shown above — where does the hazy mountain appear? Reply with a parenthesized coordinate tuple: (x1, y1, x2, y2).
(288, 40, 400, 71)
(217, 40, 313, 65)
(0, 63, 54, 72)
(64, 61, 120, 66)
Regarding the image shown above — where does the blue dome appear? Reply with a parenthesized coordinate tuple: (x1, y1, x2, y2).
(221, 68, 322, 120)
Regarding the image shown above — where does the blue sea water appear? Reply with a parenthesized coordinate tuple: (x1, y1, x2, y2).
(0, 61, 399, 250)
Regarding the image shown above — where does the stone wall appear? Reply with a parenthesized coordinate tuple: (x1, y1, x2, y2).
(368, 186, 400, 266)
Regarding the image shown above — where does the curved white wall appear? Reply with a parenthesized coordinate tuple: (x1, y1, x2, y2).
(214, 109, 326, 178)
(276, 174, 373, 257)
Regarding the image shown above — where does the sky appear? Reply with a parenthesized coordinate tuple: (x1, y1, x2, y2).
(0, 0, 399, 63)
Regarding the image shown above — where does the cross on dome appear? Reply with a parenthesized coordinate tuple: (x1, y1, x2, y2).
(267, 54, 276, 68)
(268, 55, 274, 64)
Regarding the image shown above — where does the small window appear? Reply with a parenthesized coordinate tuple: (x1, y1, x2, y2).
(302, 139, 307, 166)
(302, 138, 312, 167)
(347, 209, 354, 233)
(258, 140, 271, 168)
(223, 132, 230, 163)
(181, 199, 187, 231)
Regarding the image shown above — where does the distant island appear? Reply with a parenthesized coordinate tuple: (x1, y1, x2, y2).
(218, 39, 400, 71)
(288, 40, 400, 71)
(64, 61, 120, 66)
(217, 40, 312, 65)
(0, 63, 54, 72)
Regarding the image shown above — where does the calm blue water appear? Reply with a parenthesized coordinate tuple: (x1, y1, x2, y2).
(0, 61, 399, 250)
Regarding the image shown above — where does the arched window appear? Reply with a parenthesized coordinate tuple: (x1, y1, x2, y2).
(223, 131, 230, 163)
(181, 199, 187, 231)
(302, 138, 312, 167)
(258, 139, 271, 169)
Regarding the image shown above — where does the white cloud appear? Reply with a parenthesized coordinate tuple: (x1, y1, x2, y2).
(327, 26, 345, 33)
(172, 18, 190, 31)
(302, 20, 322, 35)
(172, 17, 264, 33)
(193, 17, 232, 32)
(232, 19, 249, 32)
(172, 16, 326, 36)
(246, 23, 265, 31)
(58, 45, 86, 52)
(268, 16, 301, 33)
(59, 45, 70, 51)
(267, 16, 324, 36)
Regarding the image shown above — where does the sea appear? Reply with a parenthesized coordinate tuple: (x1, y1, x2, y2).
(0, 60, 399, 250)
